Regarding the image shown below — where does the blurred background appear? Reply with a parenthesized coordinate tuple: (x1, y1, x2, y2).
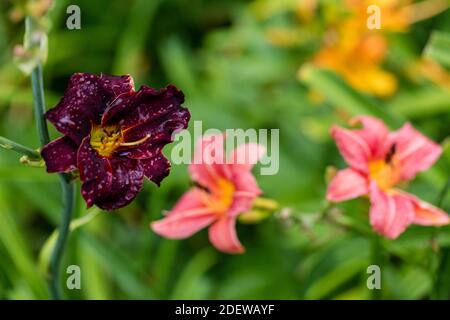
(0, 0, 450, 299)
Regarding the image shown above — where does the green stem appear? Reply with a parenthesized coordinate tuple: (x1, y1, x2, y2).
(431, 175, 450, 299)
(0, 135, 40, 159)
(31, 64, 50, 145)
(31, 63, 75, 300)
(49, 176, 75, 299)
(371, 235, 383, 300)
(437, 175, 450, 207)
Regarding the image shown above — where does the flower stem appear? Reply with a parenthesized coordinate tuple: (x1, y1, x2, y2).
(49, 176, 75, 299)
(437, 175, 450, 207)
(370, 235, 383, 300)
(31, 64, 50, 145)
(31, 63, 75, 300)
(0, 135, 41, 159)
(431, 175, 450, 299)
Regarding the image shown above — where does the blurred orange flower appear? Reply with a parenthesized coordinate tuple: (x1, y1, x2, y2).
(312, 0, 448, 97)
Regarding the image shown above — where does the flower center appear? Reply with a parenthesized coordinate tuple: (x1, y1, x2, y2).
(368, 159, 400, 191)
(201, 178, 235, 214)
(90, 125, 150, 157)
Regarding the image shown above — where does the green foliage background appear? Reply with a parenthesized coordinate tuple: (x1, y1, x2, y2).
(0, 0, 449, 299)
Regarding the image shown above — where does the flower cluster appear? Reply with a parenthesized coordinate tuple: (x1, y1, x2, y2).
(40, 73, 449, 253)
(313, 0, 448, 97)
(313, 0, 411, 97)
(41, 73, 190, 210)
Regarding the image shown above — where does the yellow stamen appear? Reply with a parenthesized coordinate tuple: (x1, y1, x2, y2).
(119, 134, 151, 147)
(89, 124, 150, 157)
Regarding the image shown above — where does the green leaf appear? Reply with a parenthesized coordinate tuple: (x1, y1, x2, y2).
(79, 232, 157, 299)
(38, 207, 101, 275)
(112, 0, 161, 77)
(299, 64, 403, 128)
(305, 258, 368, 299)
(170, 248, 217, 299)
(424, 31, 450, 68)
(432, 247, 450, 299)
(387, 86, 450, 118)
(0, 185, 48, 298)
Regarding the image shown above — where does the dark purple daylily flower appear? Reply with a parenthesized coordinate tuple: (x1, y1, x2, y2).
(41, 73, 190, 210)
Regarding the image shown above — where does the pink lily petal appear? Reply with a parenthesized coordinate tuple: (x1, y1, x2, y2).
(227, 170, 262, 217)
(189, 134, 230, 190)
(392, 123, 442, 181)
(152, 213, 216, 239)
(151, 189, 216, 238)
(330, 125, 371, 173)
(399, 192, 450, 226)
(232, 170, 262, 195)
(327, 168, 369, 202)
(350, 116, 391, 159)
(193, 134, 226, 165)
(228, 143, 266, 171)
(168, 188, 209, 216)
(369, 182, 415, 239)
(208, 216, 244, 254)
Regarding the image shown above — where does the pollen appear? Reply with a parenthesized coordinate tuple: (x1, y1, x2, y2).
(90, 125, 150, 157)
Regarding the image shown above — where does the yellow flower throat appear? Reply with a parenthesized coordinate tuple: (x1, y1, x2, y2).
(368, 145, 400, 191)
(89, 125, 150, 157)
(200, 178, 235, 215)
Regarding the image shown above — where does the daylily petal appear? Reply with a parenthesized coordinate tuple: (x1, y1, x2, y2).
(232, 170, 262, 196)
(228, 195, 257, 218)
(102, 85, 185, 128)
(189, 134, 229, 190)
(41, 136, 78, 173)
(152, 213, 216, 239)
(350, 116, 391, 159)
(169, 188, 212, 216)
(391, 123, 442, 181)
(94, 157, 144, 210)
(369, 182, 415, 239)
(227, 166, 262, 217)
(208, 216, 245, 254)
(330, 125, 371, 173)
(228, 175, 260, 218)
(152, 189, 216, 238)
(228, 143, 266, 171)
(99, 74, 134, 97)
(399, 192, 450, 226)
(120, 107, 190, 159)
(77, 136, 113, 208)
(140, 154, 170, 186)
(327, 168, 368, 202)
(46, 73, 103, 144)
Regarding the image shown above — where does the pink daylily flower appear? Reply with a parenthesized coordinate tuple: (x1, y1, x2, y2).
(151, 134, 266, 254)
(327, 116, 450, 239)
